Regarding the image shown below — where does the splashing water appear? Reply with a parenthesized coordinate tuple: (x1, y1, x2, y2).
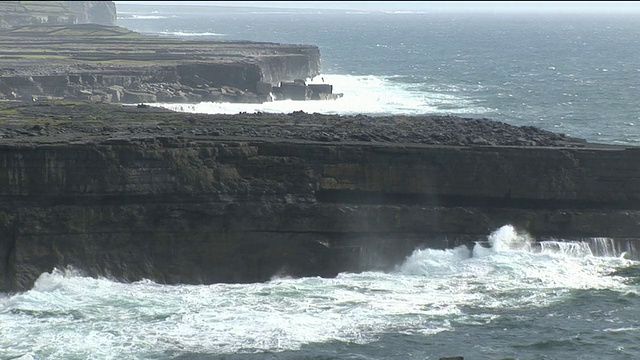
(0, 225, 637, 359)
(152, 74, 495, 117)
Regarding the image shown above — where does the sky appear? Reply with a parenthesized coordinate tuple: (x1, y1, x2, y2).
(115, 1, 640, 14)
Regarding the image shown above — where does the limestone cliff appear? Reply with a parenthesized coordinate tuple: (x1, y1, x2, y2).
(67, 1, 116, 26)
(0, 1, 116, 29)
(0, 24, 322, 103)
(0, 103, 638, 292)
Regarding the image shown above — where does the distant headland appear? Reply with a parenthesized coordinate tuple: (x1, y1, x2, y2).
(0, 1, 117, 29)
(0, 1, 342, 104)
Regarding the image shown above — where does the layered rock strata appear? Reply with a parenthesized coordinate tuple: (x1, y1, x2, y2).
(0, 102, 638, 292)
(0, 1, 116, 29)
(0, 24, 323, 104)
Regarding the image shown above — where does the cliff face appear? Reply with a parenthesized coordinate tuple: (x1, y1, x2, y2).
(0, 1, 116, 29)
(256, 47, 321, 85)
(1, 133, 639, 292)
(0, 25, 322, 103)
(67, 1, 116, 26)
(0, 55, 320, 103)
(0, 3, 327, 104)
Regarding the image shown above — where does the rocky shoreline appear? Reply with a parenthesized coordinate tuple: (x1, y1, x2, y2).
(0, 101, 588, 147)
(2, 100, 639, 292)
(0, 1, 116, 29)
(0, 2, 637, 293)
(0, 23, 342, 104)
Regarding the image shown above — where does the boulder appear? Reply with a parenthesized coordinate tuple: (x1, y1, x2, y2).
(256, 81, 273, 95)
(280, 81, 310, 100)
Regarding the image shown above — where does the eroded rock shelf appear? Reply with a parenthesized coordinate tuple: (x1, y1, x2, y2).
(0, 22, 328, 104)
(0, 101, 638, 292)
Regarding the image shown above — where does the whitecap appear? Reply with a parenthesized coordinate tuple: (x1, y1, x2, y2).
(129, 15, 169, 20)
(156, 31, 226, 37)
(152, 73, 494, 117)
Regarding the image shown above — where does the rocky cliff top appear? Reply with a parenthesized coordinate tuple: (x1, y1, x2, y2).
(0, 101, 592, 149)
(0, 23, 322, 103)
(0, 24, 318, 75)
(1, 100, 636, 294)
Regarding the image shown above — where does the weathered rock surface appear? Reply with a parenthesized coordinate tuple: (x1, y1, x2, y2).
(0, 1, 338, 104)
(0, 1, 116, 29)
(0, 24, 325, 104)
(0, 101, 638, 292)
(67, 1, 116, 26)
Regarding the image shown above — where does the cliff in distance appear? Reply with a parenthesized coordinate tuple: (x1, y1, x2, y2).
(0, 23, 323, 104)
(0, 101, 638, 292)
(0, 1, 116, 28)
(0, 1, 339, 104)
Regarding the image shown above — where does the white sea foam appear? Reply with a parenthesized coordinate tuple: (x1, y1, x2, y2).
(250, 11, 326, 15)
(152, 74, 495, 117)
(0, 225, 635, 359)
(120, 15, 171, 20)
(398, 225, 632, 305)
(384, 11, 430, 14)
(603, 327, 640, 333)
(397, 245, 472, 275)
(156, 31, 226, 37)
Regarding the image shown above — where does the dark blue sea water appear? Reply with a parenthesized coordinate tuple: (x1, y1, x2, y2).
(115, 4, 640, 146)
(1, 5, 640, 360)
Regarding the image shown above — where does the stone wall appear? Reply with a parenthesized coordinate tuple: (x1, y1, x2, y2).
(1, 138, 639, 292)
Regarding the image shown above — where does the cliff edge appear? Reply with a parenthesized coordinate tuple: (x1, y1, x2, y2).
(0, 101, 638, 292)
(0, 1, 332, 104)
(0, 23, 323, 104)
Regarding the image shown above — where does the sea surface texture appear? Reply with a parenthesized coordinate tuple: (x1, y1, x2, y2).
(116, 5, 640, 146)
(2, 5, 640, 360)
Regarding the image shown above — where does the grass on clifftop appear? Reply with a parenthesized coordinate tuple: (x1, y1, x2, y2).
(5, 24, 143, 39)
(0, 101, 174, 127)
(0, 1, 74, 16)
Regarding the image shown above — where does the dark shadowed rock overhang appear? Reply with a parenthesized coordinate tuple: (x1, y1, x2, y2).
(0, 101, 638, 292)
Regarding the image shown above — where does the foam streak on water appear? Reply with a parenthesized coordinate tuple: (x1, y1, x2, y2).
(0, 225, 636, 359)
(153, 74, 495, 117)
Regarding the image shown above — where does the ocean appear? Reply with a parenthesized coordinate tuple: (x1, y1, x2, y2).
(1, 4, 640, 360)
